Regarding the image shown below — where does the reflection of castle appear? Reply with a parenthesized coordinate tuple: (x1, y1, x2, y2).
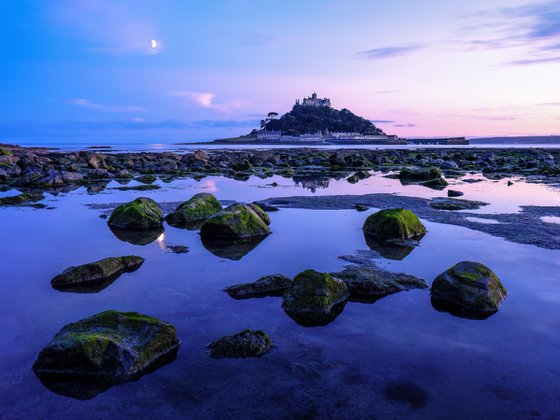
(296, 92, 332, 108)
(293, 175, 330, 193)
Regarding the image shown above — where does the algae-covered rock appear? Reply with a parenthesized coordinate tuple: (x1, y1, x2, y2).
(282, 269, 349, 327)
(363, 208, 426, 241)
(0, 192, 44, 206)
(247, 202, 271, 225)
(201, 203, 270, 240)
(136, 174, 157, 184)
(165, 193, 222, 228)
(33, 311, 179, 399)
(331, 266, 428, 302)
(107, 197, 163, 230)
(399, 167, 442, 181)
(431, 261, 507, 319)
(430, 198, 488, 211)
(224, 274, 292, 299)
(208, 329, 273, 358)
(51, 256, 144, 293)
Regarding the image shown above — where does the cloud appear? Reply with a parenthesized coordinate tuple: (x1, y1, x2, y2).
(393, 123, 417, 127)
(167, 91, 247, 113)
(357, 45, 424, 60)
(68, 98, 148, 113)
(50, 0, 160, 55)
(371, 119, 395, 123)
(457, 1, 560, 65)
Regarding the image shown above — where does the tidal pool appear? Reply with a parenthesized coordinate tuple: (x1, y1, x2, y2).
(0, 173, 559, 418)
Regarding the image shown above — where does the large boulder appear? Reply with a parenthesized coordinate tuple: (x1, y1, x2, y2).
(208, 329, 273, 358)
(51, 256, 144, 293)
(282, 270, 350, 327)
(107, 197, 163, 230)
(363, 208, 426, 241)
(33, 311, 179, 399)
(165, 193, 222, 228)
(224, 274, 292, 299)
(247, 203, 271, 225)
(200, 203, 270, 240)
(431, 261, 507, 319)
(331, 265, 428, 302)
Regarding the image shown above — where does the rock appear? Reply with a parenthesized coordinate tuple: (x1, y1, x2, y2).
(252, 201, 279, 212)
(431, 261, 507, 319)
(363, 208, 426, 241)
(399, 167, 442, 181)
(112, 184, 161, 191)
(165, 193, 222, 228)
(108, 197, 163, 230)
(0, 192, 44, 206)
(51, 256, 144, 293)
(247, 202, 271, 225)
(447, 189, 464, 197)
(200, 203, 270, 240)
(419, 177, 448, 190)
(137, 174, 157, 184)
(430, 198, 488, 211)
(282, 269, 349, 327)
(224, 274, 292, 299)
(384, 380, 429, 409)
(331, 266, 428, 302)
(355, 204, 369, 212)
(33, 311, 179, 399)
(208, 329, 273, 359)
(165, 245, 189, 254)
(346, 174, 359, 184)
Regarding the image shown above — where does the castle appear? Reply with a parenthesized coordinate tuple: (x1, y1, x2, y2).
(296, 92, 332, 108)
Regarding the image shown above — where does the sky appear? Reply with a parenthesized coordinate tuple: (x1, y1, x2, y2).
(0, 0, 559, 144)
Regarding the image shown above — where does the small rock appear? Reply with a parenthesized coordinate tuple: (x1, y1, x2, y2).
(430, 198, 488, 211)
(208, 329, 273, 358)
(355, 204, 369, 212)
(224, 274, 292, 299)
(447, 189, 464, 197)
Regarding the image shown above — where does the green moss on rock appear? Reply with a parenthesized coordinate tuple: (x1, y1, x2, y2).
(32, 310, 179, 381)
(108, 197, 163, 230)
(165, 193, 222, 228)
(0, 192, 44, 206)
(0, 147, 12, 156)
(431, 261, 507, 318)
(200, 203, 270, 239)
(208, 329, 273, 358)
(399, 167, 442, 181)
(363, 208, 426, 241)
(247, 203, 271, 225)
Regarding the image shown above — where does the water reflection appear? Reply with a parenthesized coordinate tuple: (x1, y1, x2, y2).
(201, 235, 267, 260)
(293, 175, 330, 193)
(283, 301, 347, 327)
(363, 234, 419, 260)
(110, 226, 164, 246)
(51, 274, 123, 294)
(430, 296, 497, 320)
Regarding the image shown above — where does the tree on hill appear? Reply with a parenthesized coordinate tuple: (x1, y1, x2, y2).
(262, 105, 385, 136)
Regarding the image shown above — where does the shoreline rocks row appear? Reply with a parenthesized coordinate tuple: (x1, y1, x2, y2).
(1, 144, 559, 193)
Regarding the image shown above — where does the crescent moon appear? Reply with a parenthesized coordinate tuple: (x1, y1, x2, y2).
(151, 40, 158, 49)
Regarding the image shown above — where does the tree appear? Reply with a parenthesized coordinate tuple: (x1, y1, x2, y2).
(267, 112, 278, 120)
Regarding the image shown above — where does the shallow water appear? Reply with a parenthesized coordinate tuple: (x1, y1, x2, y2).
(1, 173, 560, 418)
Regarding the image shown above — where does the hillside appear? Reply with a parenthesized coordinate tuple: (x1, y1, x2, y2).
(262, 105, 385, 136)
(470, 136, 560, 144)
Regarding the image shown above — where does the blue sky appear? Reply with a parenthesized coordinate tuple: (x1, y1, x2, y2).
(1, 0, 559, 144)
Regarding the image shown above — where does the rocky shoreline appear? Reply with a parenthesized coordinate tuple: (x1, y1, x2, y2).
(1, 144, 560, 192)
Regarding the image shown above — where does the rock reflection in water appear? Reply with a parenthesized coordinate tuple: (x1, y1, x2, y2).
(430, 297, 497, 320)
(363, 233, 416, 260)
(293, 175, 330, 193)
(283, 301, 347, 327)
(201, 235, 267, 260)
(110, 226, 164, 246)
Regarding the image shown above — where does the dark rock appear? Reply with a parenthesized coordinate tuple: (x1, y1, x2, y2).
(399, 167, 442, 181)
(51, 256, 144, 293)
(165, 245, 189, 254)
(201, 203, 270, 240)
(430, 198, 488, 211)
(33, 311, 179, 399)
(208, 329, 273, 358)
(201, 235, 266, 260)
(0, 192, 44, 206)
(331, 265, 428, 302)
(447, 189, 464, 197)
(384, 380, 429, 409)
(136, 174, 157, 184)
(282, 269, 349, 327)
(224, 274, 292, 299)
(431, 261, 507, 319)
(355, 204, 369, 212)
(110, 226, 164, 246)
(252, 201, 279, 212)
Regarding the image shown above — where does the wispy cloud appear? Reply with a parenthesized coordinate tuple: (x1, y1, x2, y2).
(68, 98, 148, 113)
(51, 0, 160, 55)
(167, 91, 247, 113)
(357, 45, 424, 60)
(457, 1, 560, 66)
(394, 123, 417, 127)
(371, 119, 395, 123)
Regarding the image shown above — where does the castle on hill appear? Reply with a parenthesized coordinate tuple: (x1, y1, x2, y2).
(295, 92, 332, 108)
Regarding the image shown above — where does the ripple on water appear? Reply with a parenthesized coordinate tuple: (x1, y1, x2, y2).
(464, 217, 501, 224)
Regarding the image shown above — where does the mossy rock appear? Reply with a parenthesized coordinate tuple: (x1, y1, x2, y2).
(165, 193, 222, 228)
(108, 197, 163, 230)
(0, 192, 44, 206)
(208, 329, 273, 358)
(33, 311, 179, 399)
(136, 174, 157, 184)
(0, 147, 12, 156)
(224, 274, 292, 299)
(200, 203, 270, 240)
(51, 256, 144, 293)
(282, 269, 349, 327)
(399, 167, 442, 181)
(247, 203, 270, 225)
(431, 261, 507, 319)
(363, 208, 426, 241)
(430, 198, 488, 211)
